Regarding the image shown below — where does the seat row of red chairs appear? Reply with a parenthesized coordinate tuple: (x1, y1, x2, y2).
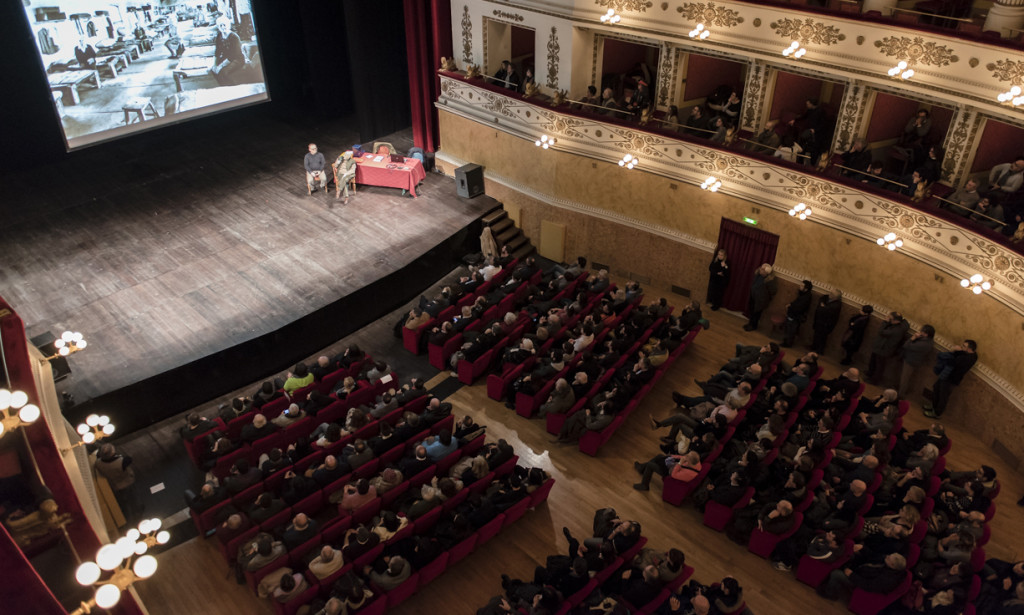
(235, 436, 555, 615)
(486, 284, 632, 412)
(189, 398, 444, 537)
(403, 257, 538, 355)
(183, 352, 396, 468)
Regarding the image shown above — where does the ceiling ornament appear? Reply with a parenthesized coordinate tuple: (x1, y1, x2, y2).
(987, 58, 1024, 83)
(595, 0, 653, 12)
(874, 36, 959, 67)
(770, 18, 845, 46)
(676, 2, 743, 27)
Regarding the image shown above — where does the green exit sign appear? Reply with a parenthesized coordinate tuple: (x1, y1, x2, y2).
(743, 217, 758, 226)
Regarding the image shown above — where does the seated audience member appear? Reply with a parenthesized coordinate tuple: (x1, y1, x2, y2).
(817, 552, 907, 601)
(252, 381, 283, 408)
(985, 156, 1024, 199)
(368, 467, 404, 495)
(370, 510, 409, 541)
(946, 178, 981, 215)
(367, 555, 412, 591)
(273, 571, 308, 603)
(726, 499, 795, 544)
(240, 413, 276, 444)
(282, 363, 314, 395)
(633, 450, 702, 491)
(282, 513, 319, 551)
(307, 455, 350, 487)
(341, 526, 380, 562)
(181, 412, 215, 441)
(308, 545, 346, 580)
(399, 445, 433, 477)
(237, 532, 286, 574)
(422, 430, 458, 461)
(224, 458, 262, 494)
(189, 481, 228, 513)
(258, 448, 290, 476)
(247, 493, 287, 524)
(216, 513, 252, 546)
(271, 403, 305, 428)
(970, 196, 1005, 230)
(338, 478, 377, 514)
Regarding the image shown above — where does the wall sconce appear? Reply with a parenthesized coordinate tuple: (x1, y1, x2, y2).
(63, 414, 115, 453)
(689, 24, 710, 39)
(618, 154, 639, 169)
(788, 202, 812, 219)
(600, 8, 621, 24)
(700, 176, 722, 192)
(71, 519, 169, 614)
(960, 274, 992, 295)
(887, 61, 914, 80)
(0, 388, 41, 439)
(534, 134, 555, 149)
(782, 41, 806, 59)
(877, 232, 904, 251)
(996, 85, 1024, 106)
(46, 330, 88, 361)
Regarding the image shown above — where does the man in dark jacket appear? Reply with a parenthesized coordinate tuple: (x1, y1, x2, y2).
(867, 312, 910, 385)
(782, 280, 814, 347)
(744, 264, 778, 331)
(898, 324, 935, 398)
(841, 305, 874, 365)
(811, 289, 843, 353)
(925, 339, 978, 418)
(818, 552, 907, 601)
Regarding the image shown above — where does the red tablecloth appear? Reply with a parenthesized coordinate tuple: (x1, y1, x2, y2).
(354, 154, 426, 197)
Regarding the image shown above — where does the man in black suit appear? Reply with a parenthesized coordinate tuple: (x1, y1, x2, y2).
(282, 513, 319, 551)
(818, 552, 906, 601)
(399, 445, 432, 477)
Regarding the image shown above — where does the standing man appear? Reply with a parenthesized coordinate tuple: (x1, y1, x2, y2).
(743, 264, 777, 332)
(305, 144, 327, 194)
(840, 305, 873, 365)
(867, 312, 909, 385)
(924, 340, 978, 419)
(782, 280, 813, 347)
(898, 325, 935, 398)
(706, 249, 730, 311)
(811, 289, 842, 353)
(985, 156, 1024, 200)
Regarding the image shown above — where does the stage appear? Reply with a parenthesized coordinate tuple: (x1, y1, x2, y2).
(0, 116, 497, 433)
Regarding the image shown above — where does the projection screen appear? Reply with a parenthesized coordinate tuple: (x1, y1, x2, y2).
(23, 0, 269, 150)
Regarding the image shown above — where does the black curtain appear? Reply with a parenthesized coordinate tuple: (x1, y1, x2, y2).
(342, 2, 411, 143)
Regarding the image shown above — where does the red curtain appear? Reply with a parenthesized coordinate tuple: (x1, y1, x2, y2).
(714, 218, 780, 313)
(0, 298, 143, 615)
(404, 0, 453, 152)
(0, 524, 65, 615)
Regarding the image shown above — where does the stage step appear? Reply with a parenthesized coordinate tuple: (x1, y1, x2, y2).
(481, 209, 508, 226)
(512, 241, 535, 260)
(489, 217, 514, 236)
(496, 227, 520, 246)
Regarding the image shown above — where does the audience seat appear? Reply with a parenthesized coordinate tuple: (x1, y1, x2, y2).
(796, 538, 854, 587)
(273, 585, 319, 615)
(703, 486, 755, 531)
(748, 511, 804, 558)
(475, 514, 506, 546)
(502, 497, 531, 527)
(447, 533, 478, 567)
(380, 572, 419, 609)
(847, 569, 912, 615)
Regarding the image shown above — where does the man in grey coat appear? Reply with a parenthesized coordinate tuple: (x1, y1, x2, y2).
(898, 325, 935, 398)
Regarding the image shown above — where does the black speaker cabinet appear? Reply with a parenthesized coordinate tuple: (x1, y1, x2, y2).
(455, 163, 484, 198)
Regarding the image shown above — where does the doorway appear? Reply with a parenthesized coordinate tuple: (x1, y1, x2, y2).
(713, 218, 780, 313)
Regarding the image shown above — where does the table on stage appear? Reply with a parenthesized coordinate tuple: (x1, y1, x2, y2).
(354, 154, 426, 197)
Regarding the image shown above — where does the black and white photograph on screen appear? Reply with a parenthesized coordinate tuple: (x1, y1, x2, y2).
(23, 0, 268, 149)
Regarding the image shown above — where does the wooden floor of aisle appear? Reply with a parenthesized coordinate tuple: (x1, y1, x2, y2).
(135, 285, 1024, 615)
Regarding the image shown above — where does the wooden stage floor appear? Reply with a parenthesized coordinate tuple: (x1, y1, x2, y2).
(0, 119, 495, 409)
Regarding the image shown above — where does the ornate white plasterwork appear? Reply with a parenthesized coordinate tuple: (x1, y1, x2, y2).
(437, 75, 1024, 317)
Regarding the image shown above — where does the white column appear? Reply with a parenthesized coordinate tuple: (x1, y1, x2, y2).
(862, 0, 897, 15)
(985, 0, 1024, 37)
(832, 83, 874, 152)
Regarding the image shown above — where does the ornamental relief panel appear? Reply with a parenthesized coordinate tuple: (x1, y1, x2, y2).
(987, 58, 1024, 83)
(769, 18, 845, 45)
(547, 27, 560, 89)
(874, 36, 959, 67)
(676, 2, 743, 27)
(595, 0, 654, 12)
(461, 6, 473, 64)
(437, 75, 1024, 313)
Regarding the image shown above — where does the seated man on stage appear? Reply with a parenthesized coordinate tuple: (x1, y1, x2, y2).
(74, 38, 98, 69)
(305, 143, 328, 194)
(333, 151, 357, 202)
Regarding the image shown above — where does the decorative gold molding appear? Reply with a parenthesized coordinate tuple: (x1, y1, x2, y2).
(987, 58, 1024, 83)
(676, 2, 743, 27)
(546, 27, 560, 89)
(769, 17, 845, 45)
(656, 43, 673, 107)
(595, 0, 654, 12)
(874, 36, 959, 67)
(491, 9, 524, 22)
(461, 5, 473, 64)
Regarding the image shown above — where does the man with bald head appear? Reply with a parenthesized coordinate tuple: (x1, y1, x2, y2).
(282, 513, 318, 551)
(818, 552, 907, 600)
(399, 445, 432, 477)
(308, 545, 345, 580)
